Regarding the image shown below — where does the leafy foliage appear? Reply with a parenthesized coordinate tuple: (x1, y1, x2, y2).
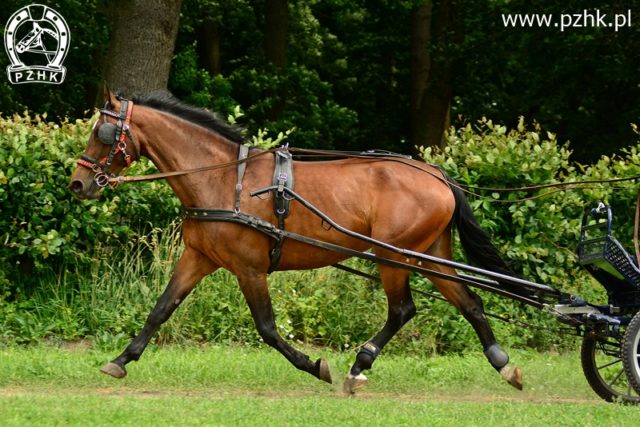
(4, 113, 640, 354)
(416, 117, 640, 352)
(421, 117, 584, 289)
(164, 0, 640, 160)
(458, 0, 640, 162)
(0, 113, 179, 294)
(0, 1, 637, 161)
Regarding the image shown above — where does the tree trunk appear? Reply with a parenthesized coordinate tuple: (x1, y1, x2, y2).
(263, 0, 288, 120)
(104, 0, 182, 97)
(197, 19, 221, 75)
(409, 0, 461, 150)
(264, 0, 288, 70)
(410, 1, 433, 150)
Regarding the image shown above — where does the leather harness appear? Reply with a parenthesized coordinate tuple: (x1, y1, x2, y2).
(272, 148, 294, 229)
(184, 144, 295, 272)
(183, 145, 417, 272)
(77, 98, 418, 273)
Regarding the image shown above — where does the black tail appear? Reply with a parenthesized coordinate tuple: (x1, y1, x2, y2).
(445, 175, 521, 288)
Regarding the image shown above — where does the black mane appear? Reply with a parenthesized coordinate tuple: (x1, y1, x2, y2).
(132, 91, 247, 144)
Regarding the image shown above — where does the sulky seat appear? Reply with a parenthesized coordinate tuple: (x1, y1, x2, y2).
(578, 203, 640, 309)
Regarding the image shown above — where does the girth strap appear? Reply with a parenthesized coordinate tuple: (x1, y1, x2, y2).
(183, 146, 295, 273)
(183, 208, 283, 241)
(183, 208, 286, 271)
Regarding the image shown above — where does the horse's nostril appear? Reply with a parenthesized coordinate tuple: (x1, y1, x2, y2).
(69, 180, 84, 196)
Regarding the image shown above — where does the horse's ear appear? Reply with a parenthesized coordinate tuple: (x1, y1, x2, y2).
(103, 83, 117, 107)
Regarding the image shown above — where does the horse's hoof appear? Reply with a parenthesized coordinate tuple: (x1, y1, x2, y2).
(100, 362, 127, 379)
(343, 373, 368, 395)
(500, 364, 523, 390)
(317, 358, 333, 384)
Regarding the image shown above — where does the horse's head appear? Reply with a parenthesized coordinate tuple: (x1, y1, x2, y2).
(69, 88, 140, 199)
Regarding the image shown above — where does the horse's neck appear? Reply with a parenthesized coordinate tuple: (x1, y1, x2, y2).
(138, 110, 238, 207)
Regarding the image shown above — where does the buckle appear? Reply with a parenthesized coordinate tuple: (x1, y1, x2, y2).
(94, 172, 110, 188)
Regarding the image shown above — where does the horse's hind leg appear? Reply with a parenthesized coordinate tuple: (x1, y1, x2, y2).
(100, 247, 217, 378)
(344, 266, 416, 394)
(425, 235, 523, 390)
(236, 269, 332, 384)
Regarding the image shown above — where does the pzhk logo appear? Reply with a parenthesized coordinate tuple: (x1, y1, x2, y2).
(4, 4, 70, 84)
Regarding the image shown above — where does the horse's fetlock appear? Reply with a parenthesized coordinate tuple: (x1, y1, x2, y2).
(356, 352, 374, 371)
(355, 342, 381, 371)
(404, 301, 417, 320)
(484, 343, 509, 370)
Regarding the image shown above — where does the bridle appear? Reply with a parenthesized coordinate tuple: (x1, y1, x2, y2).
(76, 98, 140, 187)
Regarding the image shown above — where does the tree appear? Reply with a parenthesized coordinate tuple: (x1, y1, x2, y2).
(454, 0, 640, 162)
(264, 0, 289, 70)
(410, 1, 433, 149)
(104, 0, 182, 97)
(263, 0, 289, 121)
(410, 0, 462, 150)
(0, 0, 636, 162)
(197, 17, 222, 75)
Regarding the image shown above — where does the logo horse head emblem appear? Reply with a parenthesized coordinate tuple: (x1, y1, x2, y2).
(4, 4, 70, 84)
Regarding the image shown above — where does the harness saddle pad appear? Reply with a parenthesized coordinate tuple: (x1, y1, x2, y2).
(272, 149, 294, 227)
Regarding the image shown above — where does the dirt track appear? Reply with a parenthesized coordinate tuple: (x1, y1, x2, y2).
(0, 385, 602, 405)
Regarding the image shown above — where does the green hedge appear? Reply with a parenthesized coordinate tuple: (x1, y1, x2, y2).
(2, 114, 640, 354)
(0, 112, 180, 293)
(412, 118, 640, 353)
(421, 117, 640, 294)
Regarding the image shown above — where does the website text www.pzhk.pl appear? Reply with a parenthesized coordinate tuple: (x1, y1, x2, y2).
(502, 9, 632, 32)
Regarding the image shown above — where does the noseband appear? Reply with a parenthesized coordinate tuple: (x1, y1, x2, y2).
(76, 98, 140, 187)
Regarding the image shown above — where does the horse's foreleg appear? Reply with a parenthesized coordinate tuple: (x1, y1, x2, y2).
(100, 248, 217, 378)
(345, 266, 415, 394)
(236, 270, 332, 384)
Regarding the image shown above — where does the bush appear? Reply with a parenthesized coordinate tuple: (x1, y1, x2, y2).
(4, 114, 640, 356)
(415, 117, 640, 352)
(0, 112, 179, 295)
(228, 63, 359, 149)
(169, 44, 239, 117)
(421, 117, 585, 291)
(0, 222, 384, 349)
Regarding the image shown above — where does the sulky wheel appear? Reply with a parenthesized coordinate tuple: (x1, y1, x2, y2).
(622, 311, 640, 396)
(581, 328, 640, 404)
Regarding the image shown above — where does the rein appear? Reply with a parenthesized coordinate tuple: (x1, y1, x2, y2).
(108, 148, 278, 185)
(107, 142, 640, 204)
(82, 99, 638, 203)
(458, 175, 640, 194)
(106, 147, 407, 185)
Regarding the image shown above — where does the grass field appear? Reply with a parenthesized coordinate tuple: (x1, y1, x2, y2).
(0, 344, 637, 426)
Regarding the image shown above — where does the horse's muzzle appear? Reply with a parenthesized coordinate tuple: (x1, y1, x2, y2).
(69, 179, 101, 200)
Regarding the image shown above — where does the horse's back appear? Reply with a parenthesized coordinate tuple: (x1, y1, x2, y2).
(283, 157, 456, 258)
(189, 156, 458, 272)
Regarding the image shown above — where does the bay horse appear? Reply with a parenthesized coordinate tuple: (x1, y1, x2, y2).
(70, 89, 523, 393)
